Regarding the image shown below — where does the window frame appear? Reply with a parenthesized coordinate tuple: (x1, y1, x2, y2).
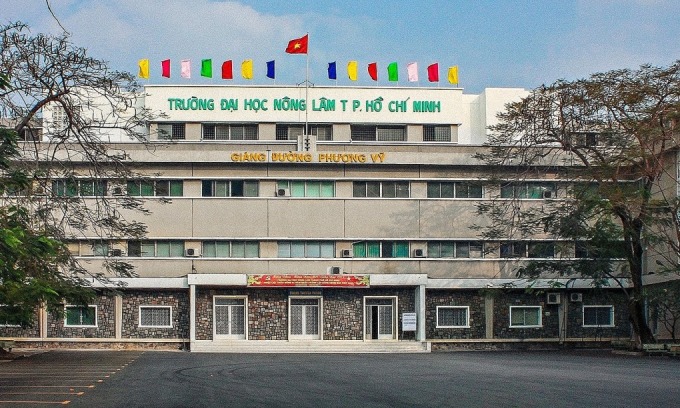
(509, 306, 542, 328)
(138, 306, 173, 328)
(353, 181, 410, 198)
(436, 306, 470, 328)
(64, 305, 98, 328)
(277, 180, 335, 197)
(277, 241, 335, 258)
(352, 241, 409, 258)
(127, 240, 185, 257)
(423, 125, 452, 142)
(582, 305, 615, 328)
(202, 180, 259, 197)
(158, 123, 186, 140)
(202, 123, 258, 141)
(127, 180, 183, 197)
(202, 241, 259, 258)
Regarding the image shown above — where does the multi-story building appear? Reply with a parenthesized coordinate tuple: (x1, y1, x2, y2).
(1, 85, 634, 352)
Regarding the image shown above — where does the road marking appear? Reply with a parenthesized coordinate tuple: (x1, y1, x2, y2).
(0, 401, 70, 405)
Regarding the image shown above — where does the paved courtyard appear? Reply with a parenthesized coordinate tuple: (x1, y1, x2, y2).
(0, 349, 678, 407)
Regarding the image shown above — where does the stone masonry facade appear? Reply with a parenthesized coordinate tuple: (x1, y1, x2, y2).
(121, 290, 189, 339)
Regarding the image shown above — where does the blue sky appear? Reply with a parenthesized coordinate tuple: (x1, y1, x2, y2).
(5, 0, 680, 93)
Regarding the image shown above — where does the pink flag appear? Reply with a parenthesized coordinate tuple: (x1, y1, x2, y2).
(181, 59, 191, 79)
(407, 62, 418, 82)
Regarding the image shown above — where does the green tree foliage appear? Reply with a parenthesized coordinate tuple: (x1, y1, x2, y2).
(474, 61, 680, 345)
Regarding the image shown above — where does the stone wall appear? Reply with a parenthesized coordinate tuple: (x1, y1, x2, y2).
(47, 295, 116, 338)
(565, 290, 630, 338)
(322, 289, 363, 340)
(121, 290, 189, 339)
(493, 291, 559, 339)
(426, 289, 486, 339)
(0, 308, 40, 338)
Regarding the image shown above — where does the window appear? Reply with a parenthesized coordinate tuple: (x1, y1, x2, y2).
(583, 305, 614, 327)
(202, 241, 259, 258)
(128, 241, 185, 257)
(574, 241, 626, 259)
(427, 241, 483, 258)
(203, 123, 258, 140)
(436, 306, 469, 328)
(0, 305, 21, 327)
(53, 180, 107, 197)
(353, 181, 409, 198)
(423, 125, 451, 142)
(427, 182, 482, 198)
(527, 242, 555, 258)
(127, 180, 183, 196)
(352, 241, 409, 258)
(278, 241, 335, 258)
(139, 306, 172, 328)
(158, 123, 186, 140)
(500, 242, 527, 258)
(276, 124, 332, 141)
(214, 297, 246, 339)
(65, 305, 97, 327)
(278, 180, 335, 197)
(202, 180, 259, 197)
(90, 241, 110, 256)
(500, 182, 556, 199)
(351, 125, 406, 142)
(509, 306, 542, 328)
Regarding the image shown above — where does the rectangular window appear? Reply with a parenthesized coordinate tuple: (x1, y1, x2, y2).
(527, 242, 555, 258)
(427, 182, 482, 198)
(277, 180, 335, 197)
(276, 124, 332, 141)
(203, 124, 258, 140)
(583, 305, 614, 327)
(423, 125, 451, 142)
(127, 180, 183, 197)
(64, 305, 97, 327)
(352, 241, 409, 258)
(353, 181, 409, 198)
(90, 241, 110, 256)
(139, 306, 172, 328)
(509, 306, 542, 328)
(158, 123, 186, 140)
(500, 242, 527, 258)
(500, 182, 556, 199)
(53, 180, 107, 197)
(351, 125, 406, 142)
(127, 241, 185, 257)
(436, 306, 469, 328)
(427, 241, 483, 258)
(202, 180, 259, 197)
(202, 241, 259, 258)
(278, 241, 335, 258)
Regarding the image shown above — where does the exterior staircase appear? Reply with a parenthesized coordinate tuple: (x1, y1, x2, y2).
(191, 340, 431, 353)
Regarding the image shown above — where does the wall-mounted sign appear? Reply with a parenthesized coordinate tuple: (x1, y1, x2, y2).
(247, 274, 370, 288)
(402, 313, 417, 331)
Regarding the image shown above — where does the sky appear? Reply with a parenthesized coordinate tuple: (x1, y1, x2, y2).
(4, 0, 680, 94)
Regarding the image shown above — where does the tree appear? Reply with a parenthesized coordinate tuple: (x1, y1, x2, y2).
(474, 61, 680, 346)
(0, 22, 155, 326)
(647, 281, 680, 341)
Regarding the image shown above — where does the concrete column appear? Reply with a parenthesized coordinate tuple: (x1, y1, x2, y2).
(115, 295, 123, 339)
(416, 284, 426, 341)
(39, 302, 47, 339)
(189, 284, 196, 343)
(485, 294, 494, 339)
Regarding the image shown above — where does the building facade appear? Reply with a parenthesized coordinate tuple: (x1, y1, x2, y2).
(1, 85, 633, 351)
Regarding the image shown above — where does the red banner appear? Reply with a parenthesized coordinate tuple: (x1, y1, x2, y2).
(247, 274, 370, 288)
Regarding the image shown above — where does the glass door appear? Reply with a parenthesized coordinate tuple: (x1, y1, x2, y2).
(290, 298, 321, 340)
(365, 297, 396, 340)
(214, 297, 246, 339)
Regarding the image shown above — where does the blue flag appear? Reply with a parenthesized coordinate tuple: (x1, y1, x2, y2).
(328, 62, 337, 80)
(266, 60, 275, 79)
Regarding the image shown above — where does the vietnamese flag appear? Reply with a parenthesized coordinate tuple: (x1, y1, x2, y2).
(161, 59, 171, 78)
(427, 63, 439, 82)
(221, 60, 233, 80)
(285, 34, 308, 54)
(368, 62, 378, 81)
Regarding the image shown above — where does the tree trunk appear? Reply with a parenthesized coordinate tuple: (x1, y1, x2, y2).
(628, 297, 655, 346)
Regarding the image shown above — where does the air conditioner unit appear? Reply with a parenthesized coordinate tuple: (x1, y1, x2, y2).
(341, 249, 352, 258)
(570, 293, 583, 302)
(542, 190, 554, 199)
(546, 292, 561, 304)
(185, 248, 200, 257)
(328, 266, 342, 275)
(109, 249, 123, 257)
(413, 248, 425, 258)
(276, 188, 290, 197)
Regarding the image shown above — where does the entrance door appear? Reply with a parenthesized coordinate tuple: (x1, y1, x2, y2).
(365, 297, 396, 340)
(214, 297, 246, 339)
(290, 298, 321, 340)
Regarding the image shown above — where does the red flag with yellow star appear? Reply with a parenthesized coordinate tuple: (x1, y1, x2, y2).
(285, 34, 308, 54)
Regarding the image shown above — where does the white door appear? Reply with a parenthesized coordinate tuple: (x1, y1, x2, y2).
(290, 298, 320, 340)
(214, 297, 246, 339)
(365, 298, 395, 340)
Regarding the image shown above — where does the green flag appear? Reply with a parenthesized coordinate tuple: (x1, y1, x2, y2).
(201, 59, 213, 78)
(388, 62, 398, 82)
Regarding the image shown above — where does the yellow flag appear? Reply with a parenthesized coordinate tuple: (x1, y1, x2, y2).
(347, 61, 358, 81)
(242, 59, 253, 79)
(138, 59, 150, 79)
(448, 65, 459, 85)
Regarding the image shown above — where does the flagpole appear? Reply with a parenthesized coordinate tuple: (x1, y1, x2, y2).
(305, 32, 309, 148)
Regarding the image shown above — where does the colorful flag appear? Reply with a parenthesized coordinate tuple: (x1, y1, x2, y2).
(407, 62, 418, 82)
(161, 59, 171, 78)
(181, 59, 191, 79)
(328, 62, 337, 80)
(285, 34, 308, 54)
(201, 59, 213, 78)
(242, 59, 253, 79)
(427, 63, 439, 82)
(448, 65, 459, 85)
(348, 61, 358, 81)
(387, 62, 398, 82)
(221, 60, 233, 80)
(368, 62, 378, 81)
(266, 60, 275, 79)
(138, 59, 149, 79)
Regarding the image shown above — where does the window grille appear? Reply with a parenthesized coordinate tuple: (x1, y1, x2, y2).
(423, 125, 452, 142)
